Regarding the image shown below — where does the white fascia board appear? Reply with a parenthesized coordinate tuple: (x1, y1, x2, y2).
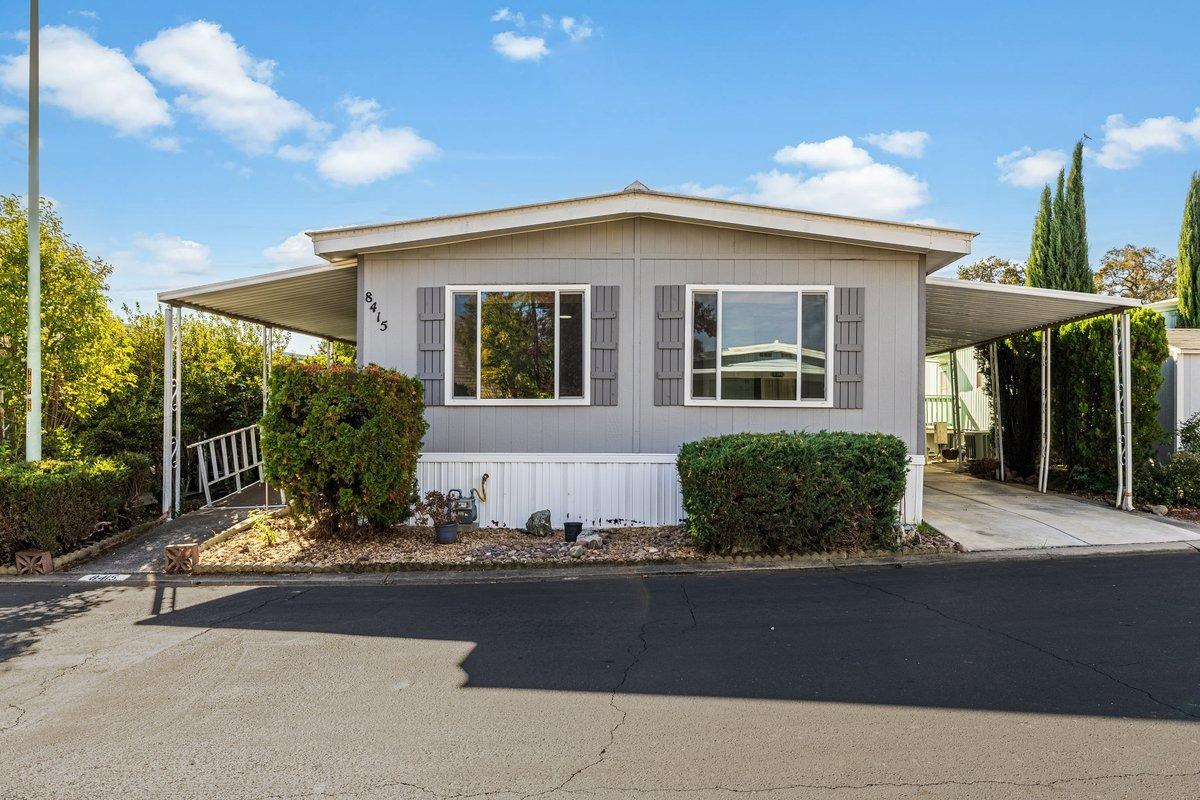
(156, 261, 353, 304)
(926, 277, 1143, 308)
(308, 191, 975, 269)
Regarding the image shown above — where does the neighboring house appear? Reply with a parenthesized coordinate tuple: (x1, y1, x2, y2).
(1148, 297, 1196, 453)
(924, 349, 992, 459)
(159, 183, 1139, 525)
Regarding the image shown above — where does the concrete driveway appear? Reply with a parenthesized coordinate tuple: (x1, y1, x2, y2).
(3, 556, 1200, 799)
(924, 465, 1200, 551)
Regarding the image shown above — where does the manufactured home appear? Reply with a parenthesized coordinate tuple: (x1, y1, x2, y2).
(158, 183, 1143, 525)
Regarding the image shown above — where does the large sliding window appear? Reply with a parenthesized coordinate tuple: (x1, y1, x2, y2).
(685, 285, 832, 406)
(448, 286, 589, 405)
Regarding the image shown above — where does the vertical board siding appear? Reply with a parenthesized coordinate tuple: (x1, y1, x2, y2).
(835, 287, 865, 409)
(362, 219, 922, 455)
(654, 285, 685, 405)
(417, 286, 445, 405)
(590, 285, 619, 405)
(417, 454, 685, 528)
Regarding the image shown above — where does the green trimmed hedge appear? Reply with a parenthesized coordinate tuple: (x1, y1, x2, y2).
(0, 454, 152, 559)
(260, 362, 427, 531)
(677, 431, 909, 554)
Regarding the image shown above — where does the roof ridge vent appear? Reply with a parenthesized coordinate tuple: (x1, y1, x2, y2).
(623, 180, 650, 193)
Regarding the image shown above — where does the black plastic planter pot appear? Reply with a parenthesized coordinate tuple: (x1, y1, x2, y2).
(564, 521, 583, 542)
(436, 523, 459, 544)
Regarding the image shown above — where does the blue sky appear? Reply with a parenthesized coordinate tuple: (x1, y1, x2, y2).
(0, 0, 1198, 325)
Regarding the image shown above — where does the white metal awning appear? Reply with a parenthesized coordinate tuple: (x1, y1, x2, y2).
(157, 261, 358, 343)
(925, 277, 1142, 355)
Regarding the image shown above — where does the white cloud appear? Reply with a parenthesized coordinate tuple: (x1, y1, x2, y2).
(679, 134, 930, 219)
(0, 26, 170, 136)
(773, 136, 872, 171)
(148, 135, 180, 152)
(111, 233, 213, 290)
(338, 96, 382, 125)
(491, 8, 526, 26)
(736, 164, 929, 219)
(263, 231, 315, 268)
(276, 143, 316, 162)
(317, 125, 439, 186)
(561, 17, 593, 42)
(492, 31, 549, 61)
(0, 104, 23, 126)
(996, 146, 1066, 187)
(134, 20, 324, 154)
(1094, 110, 1200, 169)
(863, 130, 929, 158)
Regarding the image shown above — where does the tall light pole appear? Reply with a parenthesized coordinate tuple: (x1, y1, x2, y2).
(24, 0, 40, 462)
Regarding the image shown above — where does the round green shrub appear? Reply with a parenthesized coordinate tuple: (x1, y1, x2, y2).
(260, 362, 427, 531)
(677, 431, 909, 554)
(0, 453, 151, 559)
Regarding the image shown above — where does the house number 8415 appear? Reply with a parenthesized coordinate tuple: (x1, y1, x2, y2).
(364, 291, 388, 332)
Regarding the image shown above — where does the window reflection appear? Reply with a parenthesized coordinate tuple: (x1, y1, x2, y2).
(720, 291, 797, 401)
(691, 292, 717, 398)
(480, 291, 555, 399)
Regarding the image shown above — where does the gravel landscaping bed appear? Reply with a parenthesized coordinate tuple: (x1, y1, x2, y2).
(198, 514, 959, 572)
(201, 516, 701, 569)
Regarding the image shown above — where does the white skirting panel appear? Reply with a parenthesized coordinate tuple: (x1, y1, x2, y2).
(901, 454, 925, 525)
(417, 453, 685, 529)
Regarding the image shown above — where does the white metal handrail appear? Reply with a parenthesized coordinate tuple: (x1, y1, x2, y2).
(187, 424, 263, 507)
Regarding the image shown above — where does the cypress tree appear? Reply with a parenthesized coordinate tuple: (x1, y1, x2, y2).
(1178, 172, 1200, 327)
(1060, 140, 1092, 292)
(1048, 169, 1067, 289)
(1025, 185, 1054, 288)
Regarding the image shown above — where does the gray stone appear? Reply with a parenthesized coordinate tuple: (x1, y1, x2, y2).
(568, 544, 585, 558)
(577, 531, 603, 550)
(1150, 504, 1169, 517)
(136, 492, 157, 508)
(525, 510, 552, 537)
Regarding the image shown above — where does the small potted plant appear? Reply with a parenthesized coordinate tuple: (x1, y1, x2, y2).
(417, 490, 459, 544)
(563, 515, 583, 543)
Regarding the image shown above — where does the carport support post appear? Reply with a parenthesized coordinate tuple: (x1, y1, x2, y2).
(1038, 329, 1051, 493)
(161, 304, 176, 519)
(948, 349, 963, 468)
(989, 342, 1004, 480)
(1121, 311, 1134, 510)
(173, 307, 182, 516)
(261, 325, 273, 508)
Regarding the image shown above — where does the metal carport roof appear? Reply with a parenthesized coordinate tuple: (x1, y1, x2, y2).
(157, 261, 358, 343)
(924, 277, 1142, 355)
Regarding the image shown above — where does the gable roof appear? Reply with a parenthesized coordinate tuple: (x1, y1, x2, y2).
(307, 183, 977, 272)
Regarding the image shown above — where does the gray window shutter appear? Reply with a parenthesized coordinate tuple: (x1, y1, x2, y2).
(834, 287, 865, 409)
(590, 286, 618, 406)
(417, 287, 445, 406)
(655, 285, 685, 406)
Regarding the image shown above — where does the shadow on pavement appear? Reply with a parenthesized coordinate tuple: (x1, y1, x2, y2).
(135, 552, 1200, 721)
(0, 585, 115, 664)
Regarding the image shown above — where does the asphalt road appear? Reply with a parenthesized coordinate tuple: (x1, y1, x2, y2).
(2, 554, 1200, 799)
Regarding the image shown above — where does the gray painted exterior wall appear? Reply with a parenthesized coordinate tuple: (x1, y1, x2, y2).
(358, 217, 923, 454)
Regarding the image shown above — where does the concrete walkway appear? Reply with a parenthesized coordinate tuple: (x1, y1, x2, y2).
(924, 464, 1200, 551)
(70, 483, 282, 574)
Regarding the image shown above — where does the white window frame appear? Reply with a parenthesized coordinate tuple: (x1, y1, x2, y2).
(683, 284, 834, 408)
(445, 284, 591, 406)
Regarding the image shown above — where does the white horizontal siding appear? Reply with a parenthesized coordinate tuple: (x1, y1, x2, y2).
(417, 451, 925, 529)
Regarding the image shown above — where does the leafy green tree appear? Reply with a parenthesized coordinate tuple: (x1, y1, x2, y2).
(1094, 245, 1176, 300)
(1025, 186, 1054, 288)
(1178, 172, 1200, 327)
(0, 196, 130, 459)
(84, 307, 288, 493)
(957, 256, 1025, 285)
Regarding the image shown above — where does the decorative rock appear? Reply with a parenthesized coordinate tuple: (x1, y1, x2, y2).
(577, 531, 603, 550)
(136, 492, 157, 508)
(1150, 504, 1169, 516)
(164, 542, 200, 574)
(569, 544, 586, 558)
(525, 510, 552, 537)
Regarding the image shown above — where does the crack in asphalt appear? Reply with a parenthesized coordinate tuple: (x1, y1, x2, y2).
(1, 587, 313, 736)
(560, 767, 1200, 795)
(838, 574, 1200, 720)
